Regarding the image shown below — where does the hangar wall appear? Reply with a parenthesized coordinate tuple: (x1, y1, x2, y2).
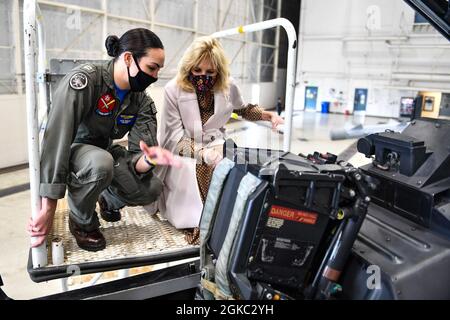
(294, 0, 450, 117)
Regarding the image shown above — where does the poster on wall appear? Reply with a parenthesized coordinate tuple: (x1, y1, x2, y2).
(400, 97, 414, 117)
(305, 86, 318, 111)
(422, 96, 435, 112)
(354, 88, 368, 112)
(439, 93, 450, 118)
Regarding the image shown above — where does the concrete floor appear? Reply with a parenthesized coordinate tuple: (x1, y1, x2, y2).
(0, 111, 387, 299)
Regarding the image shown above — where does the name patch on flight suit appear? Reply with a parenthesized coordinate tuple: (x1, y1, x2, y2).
(117, 115, 137, 126)
(96, 93, 116, 116)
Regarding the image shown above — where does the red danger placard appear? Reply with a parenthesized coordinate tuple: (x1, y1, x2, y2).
(269, 205, 318, 225)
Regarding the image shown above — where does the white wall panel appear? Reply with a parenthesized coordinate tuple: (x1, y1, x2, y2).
(296, 0, 450, 117)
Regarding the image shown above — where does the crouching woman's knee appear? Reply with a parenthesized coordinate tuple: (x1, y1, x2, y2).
(90, 152, 114, 188)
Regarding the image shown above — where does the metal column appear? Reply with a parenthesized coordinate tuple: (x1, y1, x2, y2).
(212, 18, 298, 151)
(24, 0, 47, 268)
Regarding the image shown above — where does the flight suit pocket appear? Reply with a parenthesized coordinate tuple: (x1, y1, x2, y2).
(68, 167, 109, 185)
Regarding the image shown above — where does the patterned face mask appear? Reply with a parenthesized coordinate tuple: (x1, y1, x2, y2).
(189, 74, 216, 93)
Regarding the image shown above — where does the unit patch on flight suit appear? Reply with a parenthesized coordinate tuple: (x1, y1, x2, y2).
(69, 72, 88, 90)
(96, 93, 116, 116)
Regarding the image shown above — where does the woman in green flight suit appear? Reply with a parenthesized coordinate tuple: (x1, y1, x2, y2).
(28, 28, 181, 252)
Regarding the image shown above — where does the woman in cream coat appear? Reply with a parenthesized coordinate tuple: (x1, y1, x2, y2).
(153, 36, 283, 243)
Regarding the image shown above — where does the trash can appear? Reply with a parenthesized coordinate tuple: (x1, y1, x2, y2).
(321, 101, 330, 113)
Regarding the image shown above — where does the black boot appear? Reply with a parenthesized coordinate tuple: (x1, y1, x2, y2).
(69, 217, 106, 252)
(98, 195, 121, 222)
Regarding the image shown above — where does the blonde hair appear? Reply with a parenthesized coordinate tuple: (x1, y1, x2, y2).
(176, 36, 230, 92)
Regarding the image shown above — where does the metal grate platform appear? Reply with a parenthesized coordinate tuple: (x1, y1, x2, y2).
(28, 199, 199, 283)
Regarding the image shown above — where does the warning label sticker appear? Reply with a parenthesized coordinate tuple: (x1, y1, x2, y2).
(266, 217, 284, 229)
(269, 205, 318, 225)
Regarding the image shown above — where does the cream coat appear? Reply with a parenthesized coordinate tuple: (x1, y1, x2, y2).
(146, 78, 247, 228)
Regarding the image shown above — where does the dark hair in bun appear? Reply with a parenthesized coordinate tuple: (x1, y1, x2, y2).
(105, 35, 120, 57)
(104, 28, 164, 61)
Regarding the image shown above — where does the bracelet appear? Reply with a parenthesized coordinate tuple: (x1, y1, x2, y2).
(197, 147, 205, 161)
(143, 154, 157, 167)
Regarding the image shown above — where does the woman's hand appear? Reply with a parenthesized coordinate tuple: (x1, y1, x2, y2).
(27, 197, 57, 247)
(262, 111, 284, 130)
(269, 113, 284, 130)
(200, 148, 223, 167)
(139, 141, 182, 168)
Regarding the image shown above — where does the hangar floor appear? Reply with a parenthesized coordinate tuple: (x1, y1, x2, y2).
(0, 111, 387, 299)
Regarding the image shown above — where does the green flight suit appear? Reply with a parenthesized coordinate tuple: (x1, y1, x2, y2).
(39, 59, 162, 231)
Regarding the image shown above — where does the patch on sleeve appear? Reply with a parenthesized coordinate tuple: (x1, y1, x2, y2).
(69, 72, 88, 90)
(150, 101, 157, 115)
(81, 64, 96, 73)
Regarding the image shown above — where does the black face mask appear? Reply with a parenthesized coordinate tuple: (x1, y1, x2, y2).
(127, 54, 158, 92)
